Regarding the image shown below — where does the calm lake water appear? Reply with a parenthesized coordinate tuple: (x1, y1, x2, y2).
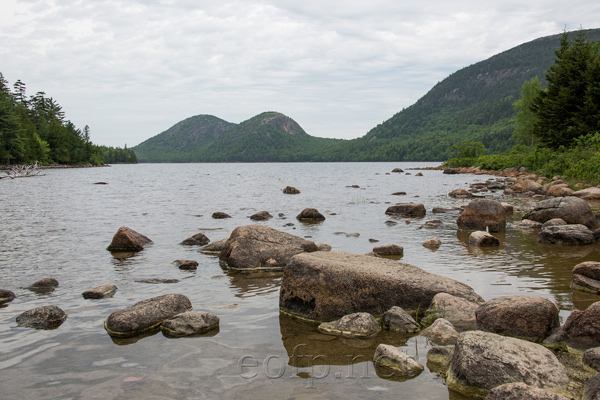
(1, 162, 600, 400)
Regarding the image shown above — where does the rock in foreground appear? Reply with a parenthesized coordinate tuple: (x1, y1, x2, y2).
(106, 226, 153, 252)
(82, 283, 118, 299)
(547, 301, 600, 351)
(16, 305, 67, 329)
(486, 382, 569, 400)
(279, 251, 483, 322)
(220, 225, 318, 272)
(160, 311, 219, 337)
(104, 294, 192, 338)
(447, 331, 569, 398)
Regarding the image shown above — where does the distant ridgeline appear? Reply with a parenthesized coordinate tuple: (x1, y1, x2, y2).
(132, 28, 600, 163)
(0, 74, 136, 165)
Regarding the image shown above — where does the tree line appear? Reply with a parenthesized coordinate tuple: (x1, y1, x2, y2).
(0, 73, 136, 165)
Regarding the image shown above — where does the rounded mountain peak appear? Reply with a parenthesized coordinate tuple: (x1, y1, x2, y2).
(256, 112, 306, 136)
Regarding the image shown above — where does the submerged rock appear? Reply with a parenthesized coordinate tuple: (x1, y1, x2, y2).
(107, 226, 153, 252)
(279, 251, 483, 322)
(0, 289, 15, 304)
(160, 311, 219, 337)
(219, 225, 318, 272)
(104, 294, 192, 338)
(16, 305, 67, 329)
(296, 208, 325, 221)
(318, 312, 381, 338)
(427, 346, 455, 373)
(180, 232, 210, 246)
(373, 344, 424, 377)
(457, 199, 506, 232)
(27, 278, 59, 293)
(469, 231, 500, 246)
(385, 203, 426, 218)
(82, 283, 118, 299)
(476, 295, 559, 342)
(447, 331, 569, 398)
(173, 259, 198, 270)
(538, 224, 595, 245)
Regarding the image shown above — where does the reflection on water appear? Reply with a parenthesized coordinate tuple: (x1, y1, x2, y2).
(1, 162, 600, 400)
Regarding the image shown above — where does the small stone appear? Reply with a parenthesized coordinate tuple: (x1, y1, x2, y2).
(200, 238, 228, 254)
(373, 344, 424, 377)
(469, 231, 500, 247)
(173, 259, 199, 270)
(16, 305, 67, 329)
(27, 278, 59, 293)
(381, 306, 419, 333)
(420, 318, 459, 345)
(385, 203, 426, 218)
(422, 237, 441, 249)
(583, 347, 600, 372)
(318, 312, 381, 338)
(296, 208, 325, 221)
(160, 311, 219, 337)
(372, 244, 404, 257)
(180, 232, 210, 246)
(212, 212, 231, 219)
(82, 283, 118, 299)
(0, 289, 16, 304)
(283, 186, 300, 194)
(107, 226, 152, 252)
(250, 211, 273, 221)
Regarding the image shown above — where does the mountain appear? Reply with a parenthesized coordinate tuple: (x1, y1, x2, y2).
(132, 28, 600, 162)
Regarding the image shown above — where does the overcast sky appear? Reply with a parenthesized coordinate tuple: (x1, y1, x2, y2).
(1, 1, 598, 147)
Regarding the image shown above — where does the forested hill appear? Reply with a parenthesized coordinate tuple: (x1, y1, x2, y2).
(132, 28, 600, 163)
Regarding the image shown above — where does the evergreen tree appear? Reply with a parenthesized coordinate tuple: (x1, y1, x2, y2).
(512, 77, 543, 147)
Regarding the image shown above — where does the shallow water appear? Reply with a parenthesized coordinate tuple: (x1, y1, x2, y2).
(1, 162, 599, 400)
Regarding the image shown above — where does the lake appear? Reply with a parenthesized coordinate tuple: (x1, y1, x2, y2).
(1, 162, 599, 400)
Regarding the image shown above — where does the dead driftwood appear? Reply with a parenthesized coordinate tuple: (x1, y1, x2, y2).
(0, 163, 44, 179)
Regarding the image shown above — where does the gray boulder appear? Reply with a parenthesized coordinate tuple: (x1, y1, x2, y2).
(160, 311, 219, 337)
(572, 261, 600, 294)
(104, 294, 192, 338)
(180, 232, 210, 246)
(381, 306, 419, 333)
(420, 318, 459, 345)
(469, 231, 500, 247)
(447, 331, 569, 398)
(583, 347, 600, 372)
(538, 224, 594, 245)
(427, 292, 481, 331)
(486, 382, 569, 400)
(219, 225, 318, 272)
(584, 373, 600, 400)
(0, 289, 16, 304)
(385, 203, 426, 218)
(475, 295, 559, 342)
(279, 251, 483, 322)
(318, 312, 381, 338)
(106, 226, 152, 252)
(373, 344, 424, 378)
(541, 218, 567, 228)
(546, 301, 600, 350)
(523, 196, 595, 227)
(457, 199, 506, 232)
(82, 283, 118, 299)
(16, 305, 67, 329)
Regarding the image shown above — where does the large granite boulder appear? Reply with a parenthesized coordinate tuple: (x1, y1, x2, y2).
(279, 251, 483, 323)
(538, 224, 595, 245)
(546, 301, 600, 350)
(456, 199, 506, 232)
(219, 225, 318, 272)
(486, 382, 569, 400)
(82, 283, 117, 299)
(475, 295, 559, 342)
(16, 305, 67, 329)
(572, 261, 600, 294)
(447, 331, 569, 398)
(373, 344, 424, 378)
(317, 312, 381, 338)
(106, 226, 152, 252)
(160, 311, 219, 337)
(385, 203, 426, 218)
(523, 196, 595, 227)
(104, 294, 192, 338)
(0, 289, 15, 304)
(426, 292, 481, 331)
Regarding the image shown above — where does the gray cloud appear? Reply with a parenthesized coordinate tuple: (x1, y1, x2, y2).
(1, 0, 598, 147)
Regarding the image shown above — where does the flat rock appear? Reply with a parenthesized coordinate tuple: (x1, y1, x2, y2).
(372, 244, 404, 257)
(249, 211, 272, 221)
(420, 318, 459, 345)
(296, 208, 325, 221)
(486, 382, 570, 400)
(385, 203, 426, 218)
(160, 311, 219, 337)
(104, 294, 193, 338)
(16, 305, 67, 329)
(469, 231, 500, 247)
(476, 295, 559, 342)
(523, 196, 595, 227)
(447, 331, 570, 398)
(373, 344, 424, 378)
(219, 225, 318, 272)
(0, 289, 15, 304)
(135, 278, 179, 284)
(82, 283, 118, 299)
(381, 306, 419, 333)
(457, 199, 506, 232)
(280, 251, 483, 323)
(427, 292, 481, 331)
(173, 259, 198, 270)
(107, 226, 152, 252)
(318, 312, 381, 338)
(538, 224, 594, 245)
(180, 232, 210, 246)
